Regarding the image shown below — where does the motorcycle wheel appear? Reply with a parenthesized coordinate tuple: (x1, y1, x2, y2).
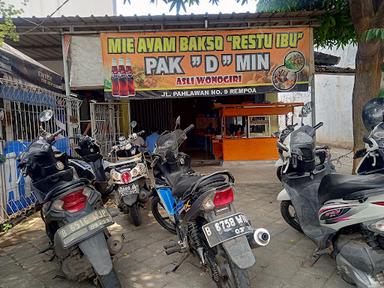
(97, 268, 122, 288)
(151, 196, 176, 234)
(280, 200, 303, 233)
(129, 203, 142, 226)
(212, 246, 250, 288)
(276, 166, 282, 181)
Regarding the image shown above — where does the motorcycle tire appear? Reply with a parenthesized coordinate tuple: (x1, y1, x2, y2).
(280, 200, 303, 233)
(276, 166, 282, 182)
(97, 268, 121, 288)
(129, 203, 142, 226)
(214, 246, 250, 288)
(151, 196, 177, 234)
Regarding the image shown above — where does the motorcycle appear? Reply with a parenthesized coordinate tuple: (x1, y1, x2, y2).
(70, 135, 114, 199)
(151, 117, 270, 288)
(108, 121, 151, 226)
(276, 105, 384, 287)
(275, 103, 333, 181)
(18, 109, 122, 287)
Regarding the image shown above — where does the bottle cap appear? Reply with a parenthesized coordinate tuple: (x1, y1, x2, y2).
(126, 58, 132, 66)
(119, 58, 124, 65)
(112, 58, 117, 66)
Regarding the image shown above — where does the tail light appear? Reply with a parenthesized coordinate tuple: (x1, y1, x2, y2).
(213, 187, 234, 208)
(121, 171, 131, 184)
(202, 186, 235, 211)
(61, 189, 87, 212)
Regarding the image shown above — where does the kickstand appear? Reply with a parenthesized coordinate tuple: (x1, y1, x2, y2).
(302, 247, 329, 268)
(166, 253, 190, 274)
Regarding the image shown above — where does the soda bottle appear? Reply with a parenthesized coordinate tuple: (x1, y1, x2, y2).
(111, 58, 119, 96)
(118, 58, 128, 97)
(126, 58, 135, 96)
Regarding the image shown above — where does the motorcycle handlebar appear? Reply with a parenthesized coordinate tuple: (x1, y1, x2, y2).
(184, 124, 194, 134)
(47, 129, 64, 143)
(313, 122, 323, 130)
(277, 141, 289, 152)
(137, 130, 145, 136)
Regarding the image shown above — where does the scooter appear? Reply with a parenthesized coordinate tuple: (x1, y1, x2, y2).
(276, 105, 384, 287)
(108, 121, 151, 226)
(18, 110, 122, 287)
(150, 116, 270, 288)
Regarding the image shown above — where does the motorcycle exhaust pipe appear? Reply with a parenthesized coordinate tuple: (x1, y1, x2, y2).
(247, 228, 270, 249)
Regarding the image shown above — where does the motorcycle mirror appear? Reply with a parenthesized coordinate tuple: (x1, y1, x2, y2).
(130, 121, 137, 129)
(175, 116, 181, 129)
(0, 154, 5, 165)
(39, 109, 54, 122)
(300, 102, 312, 117)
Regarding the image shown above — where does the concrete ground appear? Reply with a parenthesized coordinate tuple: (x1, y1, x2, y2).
(0, 149, 355, 288)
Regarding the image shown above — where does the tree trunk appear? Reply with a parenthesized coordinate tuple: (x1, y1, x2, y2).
(352, 41, 383, 172)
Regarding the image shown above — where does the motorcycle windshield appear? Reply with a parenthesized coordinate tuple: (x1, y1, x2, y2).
(155, 129, 186, 158)
(289, 125, 316, 149)
(370, 122, 384, 147)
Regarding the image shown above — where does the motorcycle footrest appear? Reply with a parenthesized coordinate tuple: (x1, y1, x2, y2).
(164, 246, 181, 255)
(163, 241, 178, 250)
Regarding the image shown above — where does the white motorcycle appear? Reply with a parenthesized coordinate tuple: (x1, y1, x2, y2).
(276, 104, 384, 287)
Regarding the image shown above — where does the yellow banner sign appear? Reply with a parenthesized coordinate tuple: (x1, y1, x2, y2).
(100, 28, 311, 98)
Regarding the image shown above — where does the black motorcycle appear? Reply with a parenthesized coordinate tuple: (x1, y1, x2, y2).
(150, 117, 270, 288)
(18, 110, 122, 287)
(70, 135, 114, 199)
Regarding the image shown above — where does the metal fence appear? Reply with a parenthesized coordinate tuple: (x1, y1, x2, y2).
(90, 102, 130, 158)
(0, 79, 82, 224)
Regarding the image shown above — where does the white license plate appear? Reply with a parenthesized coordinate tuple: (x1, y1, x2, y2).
(118, 184, 139, 196)
(202, 213, 252, 247)
(57, 208, 113, 248)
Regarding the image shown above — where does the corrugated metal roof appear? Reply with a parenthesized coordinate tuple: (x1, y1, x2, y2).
(6, 12, 325, 61)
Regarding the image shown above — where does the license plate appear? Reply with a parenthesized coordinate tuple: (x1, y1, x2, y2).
(118, 183, 139, 196)
(202, 213, 252, 248)
(57, 208, 113, 248)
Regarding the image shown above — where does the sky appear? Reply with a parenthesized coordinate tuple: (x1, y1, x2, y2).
(117, 0, 258, 16)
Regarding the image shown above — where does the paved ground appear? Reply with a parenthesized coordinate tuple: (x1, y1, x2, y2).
(0, 149, 355, 288)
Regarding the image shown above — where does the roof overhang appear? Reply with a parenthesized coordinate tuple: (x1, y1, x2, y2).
(6, 11, 325, 61)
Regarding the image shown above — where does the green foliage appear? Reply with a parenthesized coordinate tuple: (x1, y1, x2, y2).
(363, 28, 384, 42)
(1, 223, 12, 233)
(0, 1, 23, 45)
(257, 0, 355, 48)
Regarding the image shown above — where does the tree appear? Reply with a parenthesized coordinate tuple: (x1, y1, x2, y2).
(0, 1, 23, 45)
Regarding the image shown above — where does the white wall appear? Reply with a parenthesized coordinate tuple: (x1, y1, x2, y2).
(6, 0, 114, 17)
(314, 74, 354, 148)
(317, 46, 357, 68)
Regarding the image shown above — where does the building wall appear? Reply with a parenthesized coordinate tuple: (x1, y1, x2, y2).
(314, 74, 354, 148)
(6, 0, 114, 17)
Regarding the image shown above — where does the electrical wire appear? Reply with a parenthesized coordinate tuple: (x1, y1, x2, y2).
(22, 0, 71, 34)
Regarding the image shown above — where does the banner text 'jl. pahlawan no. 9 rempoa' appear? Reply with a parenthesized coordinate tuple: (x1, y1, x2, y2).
(100, 28, 311, 98)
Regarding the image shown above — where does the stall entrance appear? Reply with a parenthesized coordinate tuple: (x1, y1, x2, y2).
(130, 94, 265, 160)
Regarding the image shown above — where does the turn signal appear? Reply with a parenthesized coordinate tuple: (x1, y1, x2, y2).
(213, 187, 234, 208)
(121, 171, 132, 184)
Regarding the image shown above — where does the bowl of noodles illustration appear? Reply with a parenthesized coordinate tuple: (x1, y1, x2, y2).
(272, 65, 297, 91)
(284, 51, 305, 72)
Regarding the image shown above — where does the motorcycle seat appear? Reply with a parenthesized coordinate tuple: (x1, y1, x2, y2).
(172, 174, 227, 198)
(318, 174, 384, 204)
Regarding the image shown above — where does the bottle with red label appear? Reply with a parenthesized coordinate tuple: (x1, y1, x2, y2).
(126, 58, 135, 96)
(118, 58, 128, 97)
(111, 58, 119, 96)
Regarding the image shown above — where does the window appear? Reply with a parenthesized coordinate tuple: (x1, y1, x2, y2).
(248, 116, 271, 138)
